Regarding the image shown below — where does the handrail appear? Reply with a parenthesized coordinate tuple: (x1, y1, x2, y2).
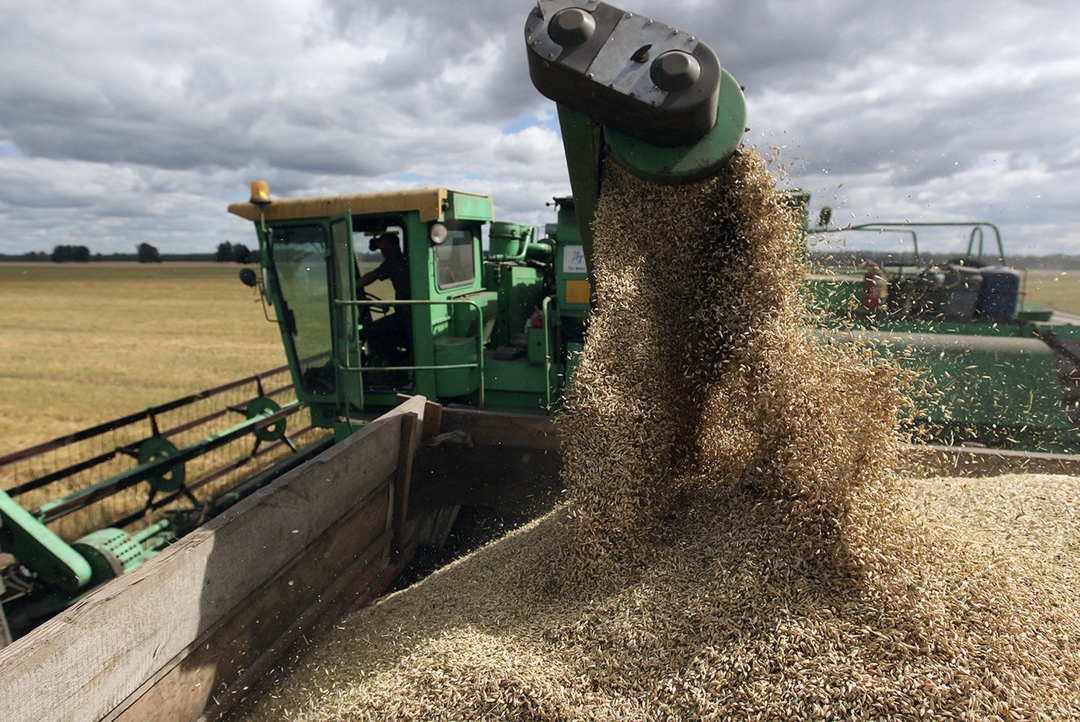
(963, 224, 1007, 265)
(809, 221, 1007, 267)
(852, 221, 1005, 265)
(807, 224, 922, 268)
(542, 294, 555, 410)
(334, 297, 488, 407)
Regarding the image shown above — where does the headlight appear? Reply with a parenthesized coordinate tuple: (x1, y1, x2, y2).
(429, 223, 449, 245)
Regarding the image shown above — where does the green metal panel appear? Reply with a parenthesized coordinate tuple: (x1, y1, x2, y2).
(489, 265, 544, 348)
(485, 357, 549, 392)
(1035, 322, 1080, 340)
(552, 198, 591, 320)
(446, 192, 495, 223)
(433, 337, 480, 397)
(524, 327, 545, 365)
(0, 490, 92, 593)
(843, 330, 1078, 451)
(553, 107, 602, 286)
(450, 291, 498, 338)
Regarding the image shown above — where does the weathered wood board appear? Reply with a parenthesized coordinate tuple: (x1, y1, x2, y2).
(0, 396, 430, 722)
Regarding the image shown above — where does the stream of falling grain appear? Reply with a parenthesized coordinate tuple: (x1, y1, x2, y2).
(237, 149, 1080, 721)
(558, 150, 909, 591)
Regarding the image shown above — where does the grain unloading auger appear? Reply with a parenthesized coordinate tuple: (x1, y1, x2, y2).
(525, 0, 747, 284)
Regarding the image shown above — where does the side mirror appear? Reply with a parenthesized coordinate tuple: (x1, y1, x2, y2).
(239, 268, 258, 288)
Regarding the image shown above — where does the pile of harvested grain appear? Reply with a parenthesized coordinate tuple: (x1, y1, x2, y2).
(236, 150, 1080, 720)
(238, 473, 1079, 721)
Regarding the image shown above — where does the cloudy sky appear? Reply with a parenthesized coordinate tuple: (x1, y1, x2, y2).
(1, 0, 1078, 258)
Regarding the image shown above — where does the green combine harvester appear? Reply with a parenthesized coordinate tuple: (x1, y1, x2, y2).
(2, 0, 1078, 655)
(0, 0, 751, 645)
(804, 215, 1080, 454)
(225, 0, 748, 441)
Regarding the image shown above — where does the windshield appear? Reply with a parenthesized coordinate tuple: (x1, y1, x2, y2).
(268, 224, 334, 395)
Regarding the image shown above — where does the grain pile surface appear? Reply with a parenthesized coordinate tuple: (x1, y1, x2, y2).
(236, 150, 1080, 720)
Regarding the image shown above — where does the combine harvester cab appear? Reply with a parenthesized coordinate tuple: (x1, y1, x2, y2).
(228, 0, 752, 442)
(228, 186, 591, 439)
(806, 216, 1080, 455)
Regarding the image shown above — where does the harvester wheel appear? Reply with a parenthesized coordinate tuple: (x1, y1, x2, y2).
(247, 397, 287, 442)
(137, 437, 186, 494)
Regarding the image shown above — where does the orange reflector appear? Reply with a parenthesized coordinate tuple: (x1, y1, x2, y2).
(565, 279, 591, 305)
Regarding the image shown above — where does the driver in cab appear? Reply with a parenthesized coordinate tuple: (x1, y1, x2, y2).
(357, 232, 411, 367)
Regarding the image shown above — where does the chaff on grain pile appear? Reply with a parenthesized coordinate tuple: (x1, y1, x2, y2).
(237, 150, 1080, 721)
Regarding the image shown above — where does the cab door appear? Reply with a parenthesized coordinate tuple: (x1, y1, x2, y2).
(328, 213, 362, 407)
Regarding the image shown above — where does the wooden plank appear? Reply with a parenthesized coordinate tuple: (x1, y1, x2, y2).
(422, 399, 443, 440)
(391, 413, 421, 561)
(111, 489, 394, 722)
(209, 532, 417, 722)
(0, 400, 427, 722)
(440, 407, 559, 450)
(396, 394, 444, 440)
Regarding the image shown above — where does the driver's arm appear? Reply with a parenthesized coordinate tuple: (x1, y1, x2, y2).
(358, 269, 378, 288)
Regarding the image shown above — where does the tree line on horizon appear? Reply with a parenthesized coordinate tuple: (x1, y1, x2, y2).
(1, 241, 253, 264)
(3, 243, 1080, 271)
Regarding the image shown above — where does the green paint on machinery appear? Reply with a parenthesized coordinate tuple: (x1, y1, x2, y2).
(805, 216, 1080, 454)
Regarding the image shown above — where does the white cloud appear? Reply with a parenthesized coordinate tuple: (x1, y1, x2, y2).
(494, 126, 564, 167)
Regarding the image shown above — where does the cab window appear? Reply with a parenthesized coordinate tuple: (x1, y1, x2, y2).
(435, 229, 476, 290)
(267, 223, 334, 395)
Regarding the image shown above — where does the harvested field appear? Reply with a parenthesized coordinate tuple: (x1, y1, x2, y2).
(0, 263, 287, 452)
(234, 150, 1080, 720)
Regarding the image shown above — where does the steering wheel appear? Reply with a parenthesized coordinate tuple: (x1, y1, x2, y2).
(362, 290, 390, 318)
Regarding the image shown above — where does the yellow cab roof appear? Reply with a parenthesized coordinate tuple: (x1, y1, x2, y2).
(228, 187, 488, 224)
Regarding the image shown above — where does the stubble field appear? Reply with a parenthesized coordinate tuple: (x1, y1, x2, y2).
(0, 263, 288, 453)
